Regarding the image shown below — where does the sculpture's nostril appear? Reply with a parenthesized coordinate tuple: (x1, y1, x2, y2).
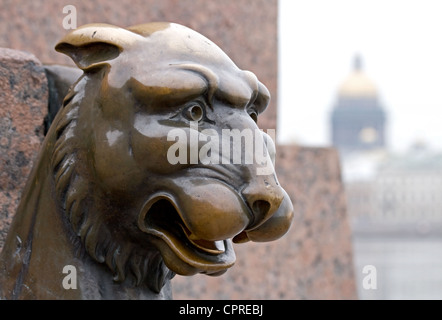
(252, 200, 271, 218)
(242, 182, 285, 229)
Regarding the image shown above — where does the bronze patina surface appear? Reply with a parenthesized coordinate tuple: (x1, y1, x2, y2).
(0, 22, 293, 299)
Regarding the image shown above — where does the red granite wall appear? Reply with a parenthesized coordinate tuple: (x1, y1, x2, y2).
(0, 0, 277, 131)
(0, 48, 47, 249)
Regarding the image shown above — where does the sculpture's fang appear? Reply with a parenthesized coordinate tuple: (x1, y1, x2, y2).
(178, 223, 225, 255)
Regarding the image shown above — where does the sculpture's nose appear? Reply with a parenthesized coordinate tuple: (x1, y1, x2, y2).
(234, 186, 294, 244)
(242, 180, 284, 230)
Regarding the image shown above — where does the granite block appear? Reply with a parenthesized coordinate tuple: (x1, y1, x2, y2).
(0, 48, 47, 251)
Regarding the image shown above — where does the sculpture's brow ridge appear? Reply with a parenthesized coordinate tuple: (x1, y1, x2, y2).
(171, 63, 219, 110)
(172, 63, 261, 110)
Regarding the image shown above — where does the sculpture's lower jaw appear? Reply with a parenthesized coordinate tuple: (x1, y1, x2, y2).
(150, 235, 236, 276)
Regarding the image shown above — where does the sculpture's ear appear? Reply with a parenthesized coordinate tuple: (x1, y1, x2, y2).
(55, 23, 142, 70)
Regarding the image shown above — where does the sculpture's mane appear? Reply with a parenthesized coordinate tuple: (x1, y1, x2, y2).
(49, 75, 174, 293)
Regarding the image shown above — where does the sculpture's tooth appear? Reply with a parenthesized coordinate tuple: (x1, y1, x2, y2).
(179, 223, 225, 254)
(191, 238, 225, 255)
(214, 240, 225, 252)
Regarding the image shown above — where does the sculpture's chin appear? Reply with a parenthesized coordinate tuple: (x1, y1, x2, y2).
(138, 195, 236, 276)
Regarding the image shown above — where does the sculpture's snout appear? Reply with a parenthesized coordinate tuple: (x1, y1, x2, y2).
(242, 180, 284, 230)
(234, 182, 294, 244)
(245, 188, 294, 242)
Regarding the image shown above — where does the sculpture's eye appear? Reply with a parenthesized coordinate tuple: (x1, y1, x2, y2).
(184, 103, 204, 122)
(248, 110, 258, 123)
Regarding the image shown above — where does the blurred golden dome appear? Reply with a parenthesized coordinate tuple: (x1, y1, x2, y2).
(338, 55, 377, 98)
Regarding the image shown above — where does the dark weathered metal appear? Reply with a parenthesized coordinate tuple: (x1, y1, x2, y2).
(0, 22, 293, 299)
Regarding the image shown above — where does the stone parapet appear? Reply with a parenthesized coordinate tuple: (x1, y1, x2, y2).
(0, 48, 48, 250)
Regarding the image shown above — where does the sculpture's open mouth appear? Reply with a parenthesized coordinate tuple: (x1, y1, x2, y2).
(138, 194, 236, 276)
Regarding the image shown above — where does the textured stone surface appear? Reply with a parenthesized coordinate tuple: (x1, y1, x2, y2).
(172, 145, 357, 299)
(0, 0, 277, 131)
(0, 48, 47, 251)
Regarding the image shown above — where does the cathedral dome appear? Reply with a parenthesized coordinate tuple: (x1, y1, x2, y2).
(338, 55, 377, 98)
(331, 55, 387, 155)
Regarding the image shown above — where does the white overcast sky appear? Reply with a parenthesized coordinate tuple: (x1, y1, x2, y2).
(278, 0, 442, 152)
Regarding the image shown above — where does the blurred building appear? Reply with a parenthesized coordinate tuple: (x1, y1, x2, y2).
(347, 144, 442, 232)
(348, 145, 442, 299)
(332, 58, 442, 230)
(374, 144, 442, 224)
(330, 55, 387, 156)
(331, 57, 442, 299)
